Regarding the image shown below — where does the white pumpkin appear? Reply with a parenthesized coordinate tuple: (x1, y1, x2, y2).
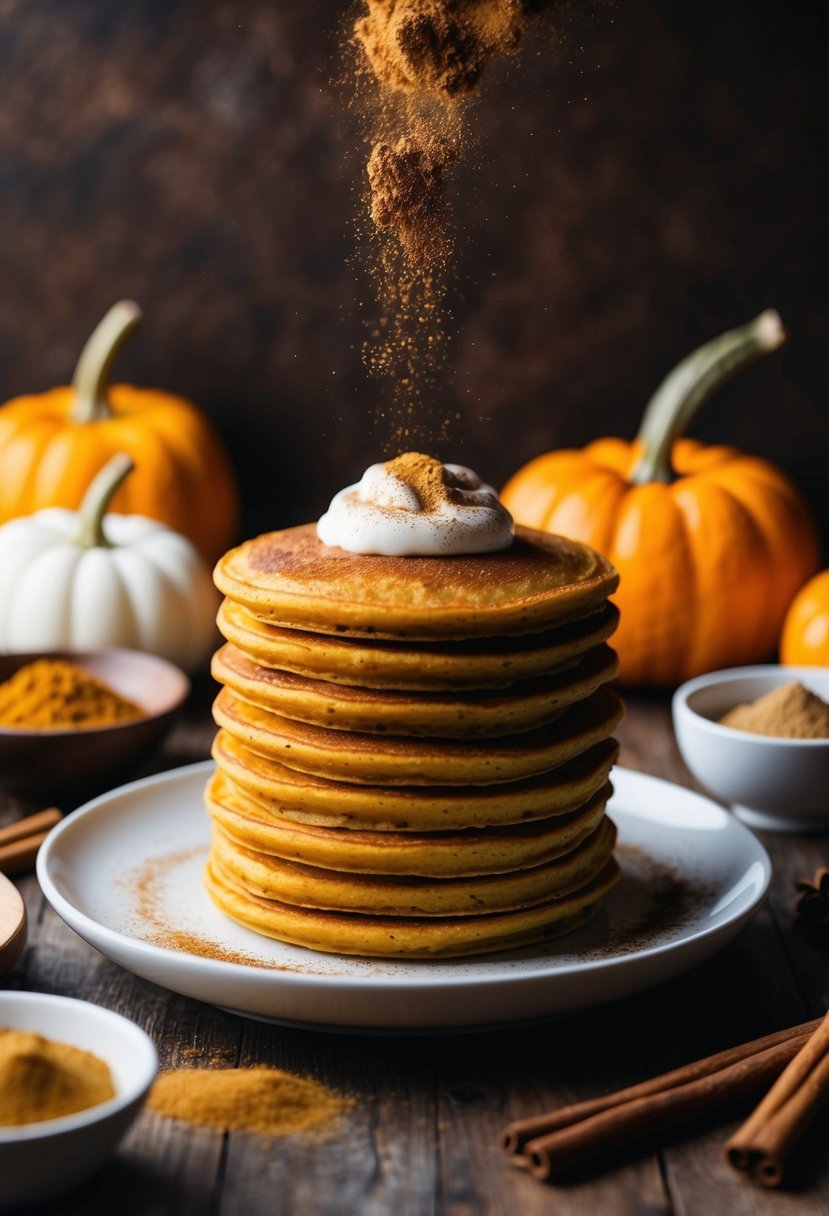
(0, 453, 218, 671)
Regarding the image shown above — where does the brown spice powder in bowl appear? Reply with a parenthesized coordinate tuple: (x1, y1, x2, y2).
(719, 681, 829, 740)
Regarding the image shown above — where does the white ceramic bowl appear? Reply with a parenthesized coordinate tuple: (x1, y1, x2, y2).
(0, 991, 157, 1208)
(673, 665, 829, 833)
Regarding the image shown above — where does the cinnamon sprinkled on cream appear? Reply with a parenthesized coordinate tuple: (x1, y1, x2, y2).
(385, 452, 450, 511)
(317, 453, 514, 556)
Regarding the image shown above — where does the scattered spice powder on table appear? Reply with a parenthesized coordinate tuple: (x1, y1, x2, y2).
(0, 659, 142, 729)
(148, 1067, 352, 1136)
(0, 1029, 115, 1125)
(719, 681, 829, 739)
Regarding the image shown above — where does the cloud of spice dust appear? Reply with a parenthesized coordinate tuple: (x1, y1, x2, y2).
(346, 0, 569, 451)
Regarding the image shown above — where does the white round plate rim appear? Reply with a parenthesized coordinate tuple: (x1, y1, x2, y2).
(37, 761, 771, 1026)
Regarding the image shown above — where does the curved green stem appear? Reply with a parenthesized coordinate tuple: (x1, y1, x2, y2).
(70, 301, 142, 424)
(76, 453, 135, 549)
(630, 310, 786, 485)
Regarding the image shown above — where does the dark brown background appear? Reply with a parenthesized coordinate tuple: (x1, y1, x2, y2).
(0, 0, 826, 542)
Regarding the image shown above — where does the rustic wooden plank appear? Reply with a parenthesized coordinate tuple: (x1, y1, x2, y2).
(219, 1027, 438, 1216)
(662, 1121, 829, 1216)
(619, 696, 829, 1212)
(433, 1025, 671, 1216)
(758, 830, 829, 1018)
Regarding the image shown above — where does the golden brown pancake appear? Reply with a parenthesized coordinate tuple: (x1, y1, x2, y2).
(212, 684, 624, 786)
(206, 768, 612, 876)
(216, 598, 620, 691)
(208, 504, 622, 957)
(204, 853, 620, 957)
(214, 523, 619, 640)
(211, 642, 618, 737)
(209, 817, 616, 916)
(211, 730, 619, 829)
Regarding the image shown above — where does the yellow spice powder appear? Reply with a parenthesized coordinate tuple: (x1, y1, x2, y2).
(148, 1067, 350, 1135)
(0, 659, 142, 729)
(0, 1029, 115, 1126)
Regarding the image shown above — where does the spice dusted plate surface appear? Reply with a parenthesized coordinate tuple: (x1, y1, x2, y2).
(38, 762, 770, 1032)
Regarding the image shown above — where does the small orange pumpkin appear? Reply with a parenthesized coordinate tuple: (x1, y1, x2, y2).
(0, 301, 240, 564)
(501, 311, 821, 686)
(780, 571, 829, 666)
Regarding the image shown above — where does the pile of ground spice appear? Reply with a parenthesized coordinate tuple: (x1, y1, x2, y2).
(719, 681, 829, 739)
(387, 450, 452, 508)
(0, 1029, 115, 1125)
(0, 659, 142, 730)
(148, 1067, 351, 1136)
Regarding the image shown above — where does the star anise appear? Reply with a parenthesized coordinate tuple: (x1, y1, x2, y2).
(795, 868, 829, 930)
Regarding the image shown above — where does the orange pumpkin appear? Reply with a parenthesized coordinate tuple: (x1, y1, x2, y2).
(0, 301, 240, 564)
(780, 571, 829, 666)
(502, 311, 821, 686)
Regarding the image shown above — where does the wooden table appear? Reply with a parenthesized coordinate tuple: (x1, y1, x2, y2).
(4, 689, 829, 1215)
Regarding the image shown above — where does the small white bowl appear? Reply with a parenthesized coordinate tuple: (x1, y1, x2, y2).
(0, 991, 157, 1208)
(673, 665, 829, 833)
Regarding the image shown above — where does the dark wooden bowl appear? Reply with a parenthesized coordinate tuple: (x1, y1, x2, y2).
(0, 650, 190, 802)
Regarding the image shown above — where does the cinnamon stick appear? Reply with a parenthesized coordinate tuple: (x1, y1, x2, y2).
(520, 1034, 812, 1182)
(0, 808, 62, 849)
(0, 809, 63, 876)
(502, 1015, 823, 1157)
(724, 1009, 829, 1187)
(0, 831, 53, 876)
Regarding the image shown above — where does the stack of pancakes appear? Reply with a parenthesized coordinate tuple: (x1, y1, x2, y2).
(207, 522, 623, 958)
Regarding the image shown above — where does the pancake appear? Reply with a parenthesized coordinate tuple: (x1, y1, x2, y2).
(204, 853, 620, 957)
(209, 817, 617, 916)
(212, 684, 624, 786)
(214, 523, 619, 641)
(216, 598, 620, 691)
(211, 731, 619, 829)
(208, 486, 622, 957)
(206, 768, 612, 876)
(211, 641, 619, 737)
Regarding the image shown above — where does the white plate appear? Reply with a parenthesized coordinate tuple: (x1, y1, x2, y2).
(38, 762, 771, 1032)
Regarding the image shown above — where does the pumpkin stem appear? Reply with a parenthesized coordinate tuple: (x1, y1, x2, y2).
(630, 310, 786, 485)
(70, 300, 143, 424)
(76, 453, 135, 549)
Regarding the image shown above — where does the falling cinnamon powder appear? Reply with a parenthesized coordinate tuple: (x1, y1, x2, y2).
(347, 0, 565, 447)
(355, 0, 529, 99)
(367, 132, 458, 264)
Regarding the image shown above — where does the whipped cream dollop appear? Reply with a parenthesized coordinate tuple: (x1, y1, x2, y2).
(317, 453, 515, 556)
